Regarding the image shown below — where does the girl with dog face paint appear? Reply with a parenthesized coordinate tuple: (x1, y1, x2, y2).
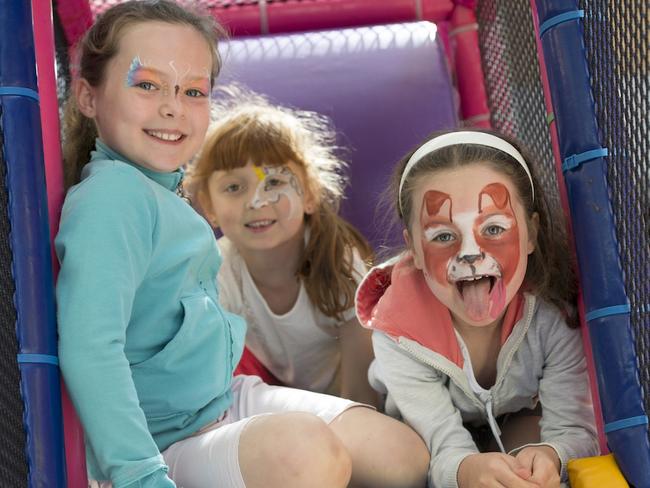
(354, 131, 597, 488)
(410, 164, 535, 328)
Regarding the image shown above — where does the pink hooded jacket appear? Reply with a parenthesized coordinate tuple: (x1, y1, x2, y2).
(355, 252, 523, 367)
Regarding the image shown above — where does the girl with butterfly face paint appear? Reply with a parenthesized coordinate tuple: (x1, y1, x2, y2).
(355, 130, 598, 488)
(188, 91, 431, 488)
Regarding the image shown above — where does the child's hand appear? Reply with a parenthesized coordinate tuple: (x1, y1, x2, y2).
(514, 446, 561, 488)
(458, 452, 540, 488)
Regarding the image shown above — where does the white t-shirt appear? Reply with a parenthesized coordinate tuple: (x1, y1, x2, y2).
(217, 235, 367, 394)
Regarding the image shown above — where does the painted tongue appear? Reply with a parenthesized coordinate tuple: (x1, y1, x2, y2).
(488, 278, 506, 319)
(461, 277, 492, 321)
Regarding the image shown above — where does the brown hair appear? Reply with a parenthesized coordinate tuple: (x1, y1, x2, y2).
(188, 90, 374, 320)
(62, 0, 225, 190)
(393, 129, 577, 326)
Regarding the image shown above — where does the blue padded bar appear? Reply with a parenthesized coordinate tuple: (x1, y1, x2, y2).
(539, 10, 584, 37)
(605, 416, 649, 434)
(17, 354, 59, 366)
(588, 313, 650, 485)
(0, 0, 67, 486)
(0, 3, 38, 89)
(589, 315, 648, 430)
(534, 1, 650, 486)
(562, 147, 608, 172)
(585, 304, 631, 322)
(0, 87, 40, 101)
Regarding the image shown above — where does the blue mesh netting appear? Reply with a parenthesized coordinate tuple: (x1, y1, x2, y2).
(477, 0, 649, 448)
(580, 0, 650, 428)
(0, 104, 30, 487)
(475, 0, 560, 210)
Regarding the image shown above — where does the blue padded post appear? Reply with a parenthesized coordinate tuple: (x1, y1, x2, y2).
(0, 0, 67, 486)
(534, 2, 650, 486)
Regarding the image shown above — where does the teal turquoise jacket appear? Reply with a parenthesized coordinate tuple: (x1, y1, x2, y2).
(56, 140, 246, 487)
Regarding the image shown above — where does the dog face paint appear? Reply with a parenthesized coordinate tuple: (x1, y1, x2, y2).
(411, 165, 532, 327)
(249, 165, 304, 220)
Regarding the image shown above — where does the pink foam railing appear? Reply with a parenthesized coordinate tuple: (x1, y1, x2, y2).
(33, 1, 89, 486)
(449, 1, 491, 128)
(211, 0, 454, 36)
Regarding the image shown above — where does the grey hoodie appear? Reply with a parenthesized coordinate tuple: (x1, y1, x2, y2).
(355, 254, 598, 488)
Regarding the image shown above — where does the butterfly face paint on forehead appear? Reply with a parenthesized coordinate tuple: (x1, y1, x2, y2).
(417, 174, 528, 326)
(125, 56, 211, 99)
(249, 165, 304, 220)
(169, 60, 190, 96)
(126, 56, 159, 87)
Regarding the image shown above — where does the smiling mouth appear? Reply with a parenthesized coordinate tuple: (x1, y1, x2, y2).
(245, 219, 276, 229)
(144, 129, 185, 142)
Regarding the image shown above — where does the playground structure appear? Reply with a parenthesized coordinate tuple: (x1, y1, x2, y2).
(0, 0, 647, 486)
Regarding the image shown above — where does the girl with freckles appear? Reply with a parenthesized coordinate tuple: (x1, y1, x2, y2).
(355, 130, 599, 488)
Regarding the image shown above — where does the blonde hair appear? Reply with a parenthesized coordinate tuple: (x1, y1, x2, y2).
(188, 89, 373, 320)
(62, 0, 225, 190)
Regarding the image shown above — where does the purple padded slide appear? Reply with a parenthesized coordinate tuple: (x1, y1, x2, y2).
(218, 22, 458, 251)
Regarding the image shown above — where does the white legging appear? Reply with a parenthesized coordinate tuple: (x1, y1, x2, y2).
(90, 375, 359, 488)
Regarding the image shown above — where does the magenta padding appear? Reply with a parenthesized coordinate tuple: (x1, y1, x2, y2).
(211, 0, 454, 36)
(450, 5, 490, 127)
(33, 2, 88, 486)
(33, 0, 64, 252)
(217, 22, 458, 250)
(56, 0, 93, 48)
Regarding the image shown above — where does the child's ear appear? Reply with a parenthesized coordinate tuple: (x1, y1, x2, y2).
(303, 190, 317, 215)
(527, 212, 540, 254)
(403, 228, 412, 249)
(403, 229, 424, 270)
(75, 78, 97, 118)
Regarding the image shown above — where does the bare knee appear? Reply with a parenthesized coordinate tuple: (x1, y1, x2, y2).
(283, 413, 352, 486)
(372, 420, 429, 488)
(331, 408, 430, 488)
(386, 425, 430, 488)
(240, 412, 351, 488)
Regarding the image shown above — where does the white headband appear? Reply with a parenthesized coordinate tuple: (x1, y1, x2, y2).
(398, 131, 534, 213)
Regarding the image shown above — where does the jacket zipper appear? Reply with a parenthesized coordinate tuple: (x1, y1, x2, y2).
(399, 341, 485, 411)
(493, 295, 536, 390)
(397, 296, 536, 448)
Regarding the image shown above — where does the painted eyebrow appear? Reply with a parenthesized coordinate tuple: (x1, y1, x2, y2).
(183, 75, 211, 83)
(129, 67, 210, 83)
(423, 218, 457, 228)
(181, 77, 211, 94)
(130, 67, 164, 79)
(127, 66, 164, 88)
(477, 210, 515, 219)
